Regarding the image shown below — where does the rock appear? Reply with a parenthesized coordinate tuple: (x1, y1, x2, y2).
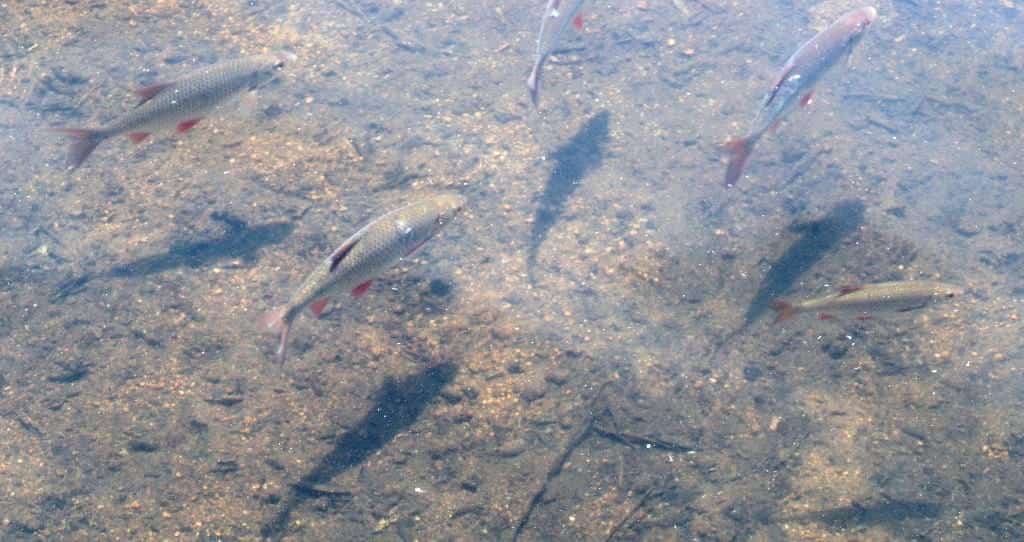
(544, 368, 570, 386)
(497, 438, 527, 458)
(519, 380, 547, 402)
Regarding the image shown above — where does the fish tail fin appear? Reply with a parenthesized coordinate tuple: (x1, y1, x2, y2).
(723, 136, 756, 187)
(53, 128, 103, 170)
(260, 306, 292, 364)
(527, 63, 542, 107)
(770, 300, 797, 323)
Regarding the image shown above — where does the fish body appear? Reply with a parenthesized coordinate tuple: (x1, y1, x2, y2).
(56, 55, 285, 169)
(262, 194, 466, 363)
(527, 0, 587, 106)
(723, 6, 877, 186)
(771, 280, 963, 322)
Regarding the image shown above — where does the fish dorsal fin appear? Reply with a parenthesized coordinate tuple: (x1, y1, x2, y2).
(328, 237, 360, 273)
(762, 64, 798, 108)
(134, 82, 173, 105)
(838, 284, 862, 296)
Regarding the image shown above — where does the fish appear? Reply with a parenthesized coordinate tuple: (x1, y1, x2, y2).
(723, 6, 877, 187)
(261, 194, 466, 363)
(54, 55, 286, 169)
(770, 280, 963, 323)
(527, 0, 587, 107)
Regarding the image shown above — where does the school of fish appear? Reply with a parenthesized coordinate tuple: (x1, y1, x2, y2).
(50, 4, 971, 369)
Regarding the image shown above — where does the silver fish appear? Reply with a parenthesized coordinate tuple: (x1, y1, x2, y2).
(55, 55, 285, 169)
(527, 0, 587, 107)
(261, 194, 466, 363)
(771, 280, 963, 322)
(723, 6, 877, 186)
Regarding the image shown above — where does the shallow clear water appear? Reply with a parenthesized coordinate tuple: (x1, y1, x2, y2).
(1, 0, 1023, 539)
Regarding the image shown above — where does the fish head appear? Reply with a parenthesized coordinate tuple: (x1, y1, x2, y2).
(840, 6, 878, 37)
(248, 55, 288, 90)
(429, 193, 466, 236)
(934, 284, 965, 301)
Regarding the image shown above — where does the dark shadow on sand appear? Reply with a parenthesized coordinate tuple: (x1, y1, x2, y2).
(260, 362, 457, 540)
(52, 212, 294, 301)
(527, 110, 611, 278)
(795, 499, 942, 530)
(741, 200, 865, 327)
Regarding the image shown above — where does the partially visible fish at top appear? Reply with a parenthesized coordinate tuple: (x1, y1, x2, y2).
(260, 194, 466, 364)
(53, 55, 286, 170)
(527, 0, 588, 107)
(771, 280, 963, 323)
(723, 6, 877, 187)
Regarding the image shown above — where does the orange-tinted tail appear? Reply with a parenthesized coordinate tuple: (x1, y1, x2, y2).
(723, 136, 755, 187)
(260, 306, 292, 363)
(53, 128, 103, 170)
(770, 300, 797, 323)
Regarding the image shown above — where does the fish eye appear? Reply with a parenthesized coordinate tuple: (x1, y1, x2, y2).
(946, 292, 955, 298)
(273, 61, 285, 70)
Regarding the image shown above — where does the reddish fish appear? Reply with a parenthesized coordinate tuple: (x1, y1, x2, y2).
(261, 194, 466, 363)
(54, 55, 285, 169)
(527, 0, 588, 107)
(723, 7, 877, 187)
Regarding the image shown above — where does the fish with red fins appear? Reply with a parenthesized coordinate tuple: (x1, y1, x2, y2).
(527, 0, 588, 107)
(723, 7, 877, 187)
(55, 55, 285, 169)
(261, 194, 466, 363)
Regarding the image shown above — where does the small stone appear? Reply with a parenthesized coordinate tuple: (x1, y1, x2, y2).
(519, 380, 547, 402)
(497, 439, 527, 458)
(544, 368, 570, 386)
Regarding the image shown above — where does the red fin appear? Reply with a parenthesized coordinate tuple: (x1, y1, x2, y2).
(800, 90, 814, 107)
(818, 313, 835, 321)
(127, 132, 150, 144)
(856, 315, 874, 321)
(768, 119, 783, 134)
(309, 298, 329, 317)
(573, 13, 584, 31)
(838, 285, 862, 296)
(176, 118, 201, 133)
(351, 280, 372, 298)
(723, 137, 754, 187)
(134, 82, 172, 105)
(770, 300, 797, 323)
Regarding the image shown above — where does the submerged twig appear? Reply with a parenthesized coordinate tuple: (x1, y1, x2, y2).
(604, 485, 664, 542)
(333, 0, 428, 54)
(512, 382, 610, 541)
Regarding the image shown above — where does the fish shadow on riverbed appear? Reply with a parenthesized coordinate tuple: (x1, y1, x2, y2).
(261, 362, 457, 540)
(527, 110, 611, 281)
(786, 498, 942, 530)
(739, 199, 866, 329)
(51, 212, 294, 302)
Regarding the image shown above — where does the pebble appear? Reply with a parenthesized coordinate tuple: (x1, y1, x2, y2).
(497, 439, 527, 458)
(519, 380, 547, 402)
(544, 368, 570, 386)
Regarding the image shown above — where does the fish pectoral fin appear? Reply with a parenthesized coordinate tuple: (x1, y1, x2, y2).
(572, 12, 584, 31)
(328, 237, 361, 273)
(800, 90, 814, 108)
(351, 280, 372, 298)
(134, 82, 173, 105)
(177, 119, 202, 133)
(309, 298, 329, 317)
